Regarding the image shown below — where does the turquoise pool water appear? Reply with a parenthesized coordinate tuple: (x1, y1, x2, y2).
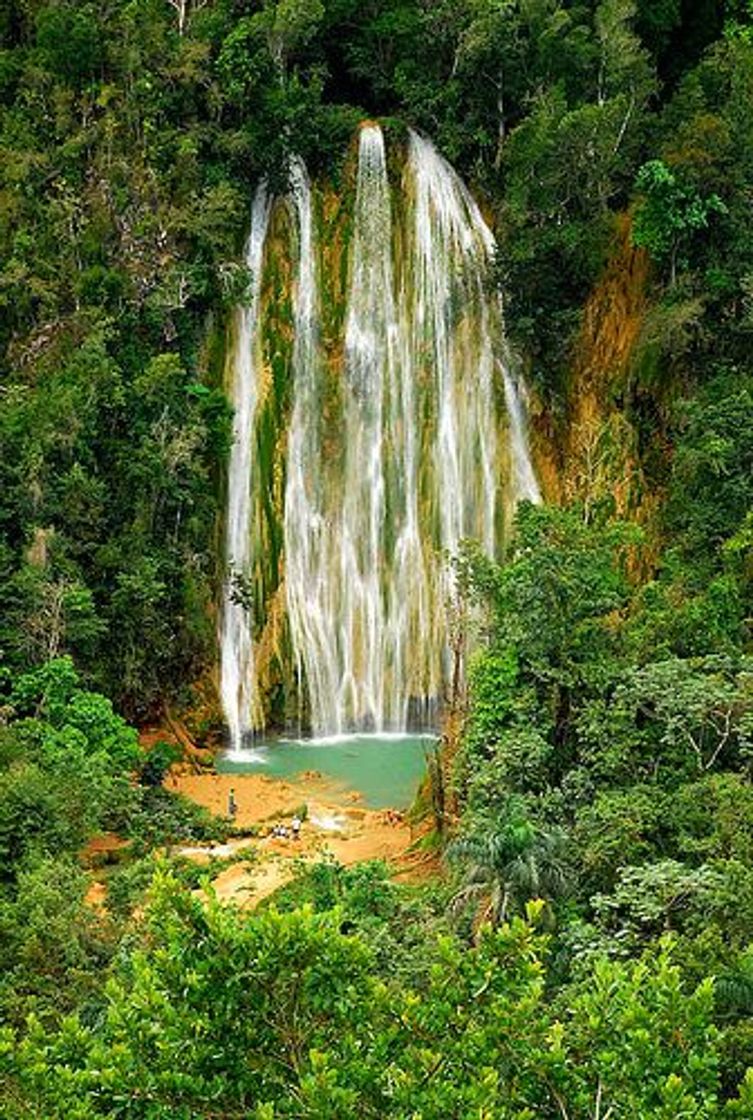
(216, 733, 436, 809)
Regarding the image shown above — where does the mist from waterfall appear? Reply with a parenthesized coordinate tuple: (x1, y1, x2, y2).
(220, 125, 540, 741)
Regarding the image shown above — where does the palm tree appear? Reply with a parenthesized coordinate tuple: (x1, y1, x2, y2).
(448, 815, 571, 928)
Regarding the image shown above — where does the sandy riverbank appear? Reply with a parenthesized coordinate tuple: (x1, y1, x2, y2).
(169, 768, 423, 908)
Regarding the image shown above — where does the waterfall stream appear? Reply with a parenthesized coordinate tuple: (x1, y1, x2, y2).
(219, 182, 272, 754)
(283, 156, 341, 733)
(220, 125, 540, 742)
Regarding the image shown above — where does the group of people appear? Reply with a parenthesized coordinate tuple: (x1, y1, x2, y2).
(227, 787, 302, 840)
(270, 816, 302, 841)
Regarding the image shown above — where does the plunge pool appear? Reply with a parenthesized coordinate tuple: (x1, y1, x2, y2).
(216, 732, 436, 810)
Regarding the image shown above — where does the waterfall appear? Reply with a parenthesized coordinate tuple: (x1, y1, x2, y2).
(406, 130, 539, 528)
(219, 182, 271, 754)
(338, 125, 395, 730)
(501, 366, 541, 503)
(284, 127, 432, 735)
(220, 124, 541, 742)
(405, 130, 499, 558)
(283, 157, 343, 733)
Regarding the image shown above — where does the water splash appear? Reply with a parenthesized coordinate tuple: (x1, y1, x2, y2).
(220, 182, 272, 754)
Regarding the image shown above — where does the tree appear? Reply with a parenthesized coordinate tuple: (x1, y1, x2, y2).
(552, 944, 721, 1120)
(0, 856, 114, 1028)
(2, 881, 740, 1118)
(616, 656, 753, 778)
(166, 0, 211, 38)
(449, 806, 571, 927)
(470, 505, 635, 672)
(633, 158, 727, 283)
(725, 1, 753, 42)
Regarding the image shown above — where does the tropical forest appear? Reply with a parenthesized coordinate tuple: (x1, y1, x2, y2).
(2, 0, 753, 1116)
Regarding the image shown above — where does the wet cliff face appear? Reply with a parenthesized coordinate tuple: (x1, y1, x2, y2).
(220, 125, 540, 741)
(530, 214, 659, 535)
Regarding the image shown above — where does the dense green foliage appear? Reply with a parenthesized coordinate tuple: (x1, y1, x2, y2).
(0, 658, 227, 1034)
(2, 1, 753, 1116)
(450, 494, 753, 1102)
(4, 875, 753, 1118)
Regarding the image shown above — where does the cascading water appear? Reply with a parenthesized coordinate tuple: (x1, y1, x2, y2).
(284, 127, 429, 735)
(219, 182, 271, 754)
(405, 130, 539, 521)
(219, 125, 540, 743)
(282, 157, 343, 733)
(404, 130, 499, 557)
(502, 366, 541, 504)
(335, 125, 395, 729)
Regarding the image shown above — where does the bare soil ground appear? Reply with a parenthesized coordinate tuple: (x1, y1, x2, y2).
(84, 747, 436, 912)
(169, 770, 420, 907)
